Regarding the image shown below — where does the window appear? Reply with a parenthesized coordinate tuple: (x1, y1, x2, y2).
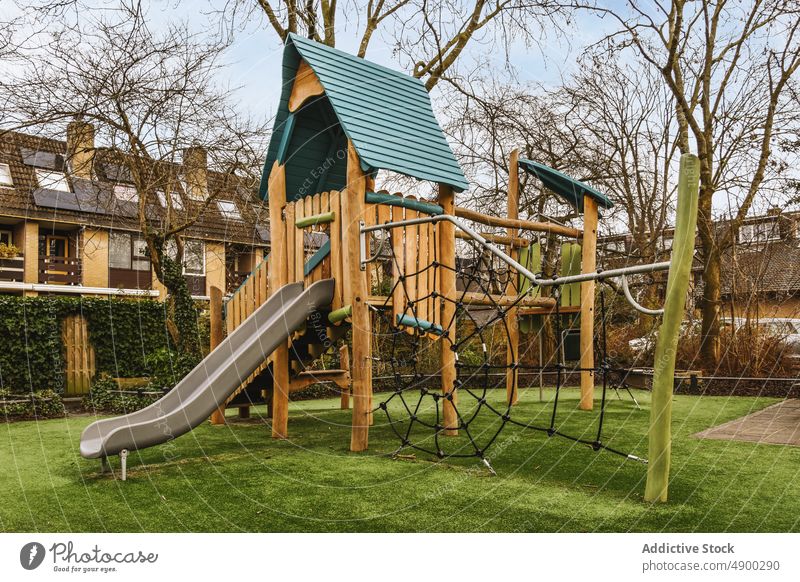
(113, 184, 139, 204)
(131, 237, 150, 271)
(165, 238, 205, 275)
(110, 232, 150, 271)
(216, 200, 242, 220)
(157, 189, 184, 211)
(109, 232, 131, 269)
(739, 220, 779, 244)
(0, 163, 12, 187)
(35, 169, 70, 192)
(662, 236, 673, 251)
(183, 239, 205, 275)
(0, 230, 11, 246)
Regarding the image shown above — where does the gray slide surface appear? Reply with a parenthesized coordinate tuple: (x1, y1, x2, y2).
(80, 279, 335, 459)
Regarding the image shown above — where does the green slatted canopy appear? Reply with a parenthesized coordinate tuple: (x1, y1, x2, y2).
(518, 158, 613, 212)
(260, 33, 468, 202)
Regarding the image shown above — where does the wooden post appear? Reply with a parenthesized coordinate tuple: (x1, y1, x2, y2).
(344, 142, 372, 451)
(438, 183, 458, 435)
(506, 149, 520, 405)
(339, 344, 351, 409)
(268, 161, 291, 439)
(579, 195, 599, 411)
(209, 286, 226, 425)
(645, 153, 700, 503)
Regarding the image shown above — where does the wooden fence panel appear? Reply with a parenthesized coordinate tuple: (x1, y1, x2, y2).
(62, 314, 95, 396)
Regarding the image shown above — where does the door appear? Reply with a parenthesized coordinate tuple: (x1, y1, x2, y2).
(46, 235, 69, 280)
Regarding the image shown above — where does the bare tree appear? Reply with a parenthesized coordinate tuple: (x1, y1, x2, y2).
(446, 53, 677, 261)
(222, 0, 568, 89)
(590, 0, 800, 367)
(1, 0, 266, 356)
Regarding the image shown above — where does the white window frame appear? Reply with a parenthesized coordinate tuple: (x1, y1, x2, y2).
(110, 232, 151, 271)
(755, 219, 780, 242)
(182, 239, 205, 276)
(157, 189, 185, 211)
(109, 231, 133, 270)
(0, 230, 12, 246)
(0, 163, 13, 187)
(131, 236, 150, 271)
(739, 223, 755, 243)
(113, 183, 139, 204)
(166, 238, 205, 276)
(216, 200, 242, 220)
(35, 169, 71, 192)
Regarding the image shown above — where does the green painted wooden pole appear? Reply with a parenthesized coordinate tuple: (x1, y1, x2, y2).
(644, 153, 700, 503)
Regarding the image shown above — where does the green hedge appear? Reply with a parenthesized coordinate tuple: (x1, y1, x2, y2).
(0, 296, 186, 395)
(0, 389, 65, 419)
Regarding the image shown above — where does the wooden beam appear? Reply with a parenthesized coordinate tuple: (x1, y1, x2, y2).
(366, 295, 392, 306)
(268, 161, 291, 438)
(209, 285, 226, 425)
(579, 195, 599, 411)
(455, 230, 530, 247)
(439, 183, 458, 436)
(289, 369, 351, 393)
(339, 345, 351, 410)
(288, 60, 325, 112)
(344, 141, 372, 451)
(460, 292, 555, 308)
(454, 206, 582, 238)
(518, 305, 581, 316)
(506, 149, 521, 406)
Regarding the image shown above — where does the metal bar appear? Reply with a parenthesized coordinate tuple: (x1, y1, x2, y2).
(539, 261, 672, 286)
(360, 215, 671, 287)
(621, 275, 665, 316)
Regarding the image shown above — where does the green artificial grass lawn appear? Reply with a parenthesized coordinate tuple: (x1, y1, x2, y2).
(1, 388, 798, 532)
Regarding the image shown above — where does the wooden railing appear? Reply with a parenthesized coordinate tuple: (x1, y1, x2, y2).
(222, 258, 269, 405)
(0, 256, 24, 282)
(38, 256, 81, 285)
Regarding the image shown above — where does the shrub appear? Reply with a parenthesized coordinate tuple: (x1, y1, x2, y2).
(83, 373, 164, 414)
(0, 296, 183, 395)
(144, 348, 198, 391)
(82, 374, 117, 412)
(0, 389, 65, 420)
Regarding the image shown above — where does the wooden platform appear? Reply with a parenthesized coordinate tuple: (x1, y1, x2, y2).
(695, 399, 800, 446)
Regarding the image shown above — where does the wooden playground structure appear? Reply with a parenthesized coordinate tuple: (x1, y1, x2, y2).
(215, 33, 641, 452)
(207, 33, 699, 501)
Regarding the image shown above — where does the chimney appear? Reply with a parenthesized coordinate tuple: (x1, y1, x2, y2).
(182, 146, 208, 200)
(66, 119, 95, 179)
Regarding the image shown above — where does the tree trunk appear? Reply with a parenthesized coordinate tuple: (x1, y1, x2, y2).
(696, 182, 720, 369)
(699, 247, 721, 367)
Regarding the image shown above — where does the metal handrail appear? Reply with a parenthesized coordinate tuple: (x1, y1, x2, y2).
(360, 213, 672, 288)
(621, 275, 665, 316)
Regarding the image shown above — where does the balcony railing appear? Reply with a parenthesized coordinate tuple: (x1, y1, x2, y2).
(39, 256, 82, 285)
(226, 270, 250, 293)
(0, 256, 25, 282)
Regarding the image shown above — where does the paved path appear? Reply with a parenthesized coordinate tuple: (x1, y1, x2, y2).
(695, 399, 800, 446)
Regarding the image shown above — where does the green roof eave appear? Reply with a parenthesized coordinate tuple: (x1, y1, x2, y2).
(518, 158, 614, 212)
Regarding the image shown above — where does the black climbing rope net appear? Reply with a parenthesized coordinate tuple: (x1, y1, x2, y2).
(368, 220, 647, 471)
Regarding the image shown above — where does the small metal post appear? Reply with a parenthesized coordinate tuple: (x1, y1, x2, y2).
(120, 449, 128, 481)
(359, 220, 367, 271)
(538, 332, 544, 402)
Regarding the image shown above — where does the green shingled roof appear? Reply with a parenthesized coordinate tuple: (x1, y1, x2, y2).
(518, 158, 614, 212)
(260, 34, 468, 201)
